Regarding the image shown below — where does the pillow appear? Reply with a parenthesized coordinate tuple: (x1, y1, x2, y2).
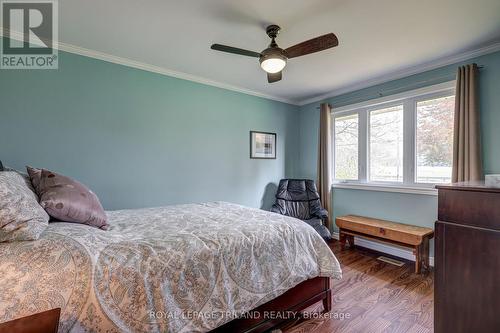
(0, 171, 49, 242)
(27, 167, 109, 230)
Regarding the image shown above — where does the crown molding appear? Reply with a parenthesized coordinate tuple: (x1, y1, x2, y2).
(2, 27, 499, 107)
(58, 43, 299, 105)
(298, 41, 500, 106)
(0, 28, 300, 105)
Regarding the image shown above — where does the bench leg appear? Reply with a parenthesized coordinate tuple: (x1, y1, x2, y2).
(339, 230, 354, 250)
(347, 235, 355, 248)
(339, 230, 347, 250)
(421, 237, 430, 272)
(414, 238, 430, 274)
(414, 245, 421, 274)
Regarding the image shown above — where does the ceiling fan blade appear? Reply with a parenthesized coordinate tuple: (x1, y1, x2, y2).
(211, 44, 261, 58)
(267, 71, 282, 83)
(284, 33, 338, 59)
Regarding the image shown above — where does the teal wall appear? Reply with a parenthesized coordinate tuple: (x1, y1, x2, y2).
(297, 50, 500, 254)
(2, 37, 499, 253)
(0, 45, 300, 210)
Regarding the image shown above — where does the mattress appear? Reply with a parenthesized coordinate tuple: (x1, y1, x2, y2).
(0, 201, 341, 332)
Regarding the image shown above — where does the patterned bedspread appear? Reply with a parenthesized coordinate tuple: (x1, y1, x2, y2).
(0, 202, 341, 332)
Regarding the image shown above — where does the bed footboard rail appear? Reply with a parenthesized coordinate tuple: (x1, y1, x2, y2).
(211, 276, 331, 333)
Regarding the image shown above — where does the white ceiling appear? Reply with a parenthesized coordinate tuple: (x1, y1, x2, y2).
(58, 0, 500, 104)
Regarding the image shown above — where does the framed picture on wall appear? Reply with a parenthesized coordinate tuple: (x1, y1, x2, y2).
(250, 131, 276, 159)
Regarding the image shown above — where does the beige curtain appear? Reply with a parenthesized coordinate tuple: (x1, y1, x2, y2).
(452, 64, 483, 182)
(318, 103, 332, 229)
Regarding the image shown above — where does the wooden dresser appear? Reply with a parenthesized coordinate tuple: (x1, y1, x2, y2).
(435, 182, 500, 333)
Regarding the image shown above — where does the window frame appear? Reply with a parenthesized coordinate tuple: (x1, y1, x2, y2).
(367, 101, 405, 184)
(331, 81, 456, 193)
(332, 110, 361, 182)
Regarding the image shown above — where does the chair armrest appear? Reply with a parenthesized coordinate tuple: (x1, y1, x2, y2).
(270, 205, 281, 214)
(314, 208, 329, 220)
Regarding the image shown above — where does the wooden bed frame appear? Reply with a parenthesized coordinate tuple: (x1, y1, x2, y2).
(0, 278, 330, 333)
(212, 277, 331, 333)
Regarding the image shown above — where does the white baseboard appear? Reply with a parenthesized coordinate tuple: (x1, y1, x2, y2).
(331, 232, 434, 267)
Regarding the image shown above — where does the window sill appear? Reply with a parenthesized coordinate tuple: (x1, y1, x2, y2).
(331, 182, 438, 196)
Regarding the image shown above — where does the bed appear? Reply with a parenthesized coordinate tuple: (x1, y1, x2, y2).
(0, 201, 341, 332)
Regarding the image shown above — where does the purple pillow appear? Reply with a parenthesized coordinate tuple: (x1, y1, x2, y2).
(27, 167, 108, 230)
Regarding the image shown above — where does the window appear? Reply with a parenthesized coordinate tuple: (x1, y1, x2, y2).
(369, 105, 404, 182)
(416, 96, 455, 183)
(332, 81, 455, 189)
(334, 114, 358, 180)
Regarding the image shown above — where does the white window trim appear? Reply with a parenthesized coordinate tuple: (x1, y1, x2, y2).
(331, 81, 455, 195)
(331, 81, 455, 115)
(332, 182, 438, 196)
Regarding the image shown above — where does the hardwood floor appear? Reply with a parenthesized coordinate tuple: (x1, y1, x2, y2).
(282, 241, 434, 333)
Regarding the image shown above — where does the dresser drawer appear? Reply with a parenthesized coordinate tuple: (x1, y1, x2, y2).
(435, 221, 500, 332)
(438, 188, 500, 230)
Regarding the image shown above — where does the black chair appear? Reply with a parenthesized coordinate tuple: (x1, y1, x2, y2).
(271, 179, 332, 240)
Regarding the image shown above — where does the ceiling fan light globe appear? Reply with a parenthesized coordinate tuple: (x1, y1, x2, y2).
(260, 57, 286, 73)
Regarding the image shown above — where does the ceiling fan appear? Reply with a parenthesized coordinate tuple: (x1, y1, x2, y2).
(211, 25, 338, 83)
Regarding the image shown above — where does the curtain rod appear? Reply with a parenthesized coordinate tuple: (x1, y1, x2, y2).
(315, 64, 484, 109)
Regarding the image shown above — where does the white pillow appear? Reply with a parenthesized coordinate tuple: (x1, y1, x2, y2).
(0, 171, 49, 242)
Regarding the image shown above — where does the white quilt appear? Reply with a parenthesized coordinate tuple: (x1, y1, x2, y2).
(0, 202, 341, 332)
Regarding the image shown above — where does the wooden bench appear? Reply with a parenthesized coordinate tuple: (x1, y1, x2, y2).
(336, 215, 434, 274)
